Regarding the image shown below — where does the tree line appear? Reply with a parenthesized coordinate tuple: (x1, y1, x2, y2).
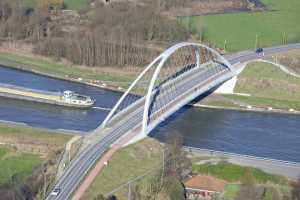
(0, 0, 190, 67)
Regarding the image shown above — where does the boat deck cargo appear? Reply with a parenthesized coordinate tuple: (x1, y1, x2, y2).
(0, 83, 95, 108)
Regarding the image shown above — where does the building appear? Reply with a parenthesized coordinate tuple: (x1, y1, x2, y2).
(184, 175, 226, 200)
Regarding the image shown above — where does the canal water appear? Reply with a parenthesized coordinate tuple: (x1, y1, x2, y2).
(0, 65, 300, 162)
(0, 65, 122, 131)
(151, 107, 300, 163)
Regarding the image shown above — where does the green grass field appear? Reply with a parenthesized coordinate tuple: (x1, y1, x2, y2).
(63, 0, 89, 10)
(192, 161, 287, 185)
(179, 0, 300, 52)
(18, 0, 89, 10)
(0, 123, 71, 188)
(0, 147, 42, 186)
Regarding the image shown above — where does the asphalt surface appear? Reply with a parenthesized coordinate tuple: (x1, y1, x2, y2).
(46, 43, 300, 200)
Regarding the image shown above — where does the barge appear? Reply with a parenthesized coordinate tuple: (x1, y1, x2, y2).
(0, 83, 95, 108)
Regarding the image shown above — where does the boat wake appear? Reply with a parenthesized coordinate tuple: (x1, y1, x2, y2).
(92, 107, 111, 111)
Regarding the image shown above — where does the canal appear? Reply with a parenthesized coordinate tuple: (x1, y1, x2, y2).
(0, 65, 300, 162)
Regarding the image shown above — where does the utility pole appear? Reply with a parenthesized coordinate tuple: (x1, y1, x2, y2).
(157, 0, 161, 14)
(223, 39, 227, 52)
(162, 147, 165, 178)
(282, 32, 286, 44)
(128, 182, 131, 200)
(43, 169, 47, 199)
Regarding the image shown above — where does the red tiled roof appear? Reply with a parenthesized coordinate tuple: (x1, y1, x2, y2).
(184, 175, 226, 192)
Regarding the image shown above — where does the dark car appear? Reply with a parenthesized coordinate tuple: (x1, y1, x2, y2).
(255, 48, 264, 54)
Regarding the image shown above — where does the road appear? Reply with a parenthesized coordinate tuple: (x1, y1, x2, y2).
(46, 43, 300, 200)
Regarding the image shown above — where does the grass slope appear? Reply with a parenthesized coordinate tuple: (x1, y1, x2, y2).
(82, 139, 162, 200)
(229, 62, 300, 109)
(0, 123, 71, 189)
(0, 123, 72, 147)
(179, 0, 300, 52)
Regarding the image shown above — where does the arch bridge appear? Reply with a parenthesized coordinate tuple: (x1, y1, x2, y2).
(101, 42, 236, 140)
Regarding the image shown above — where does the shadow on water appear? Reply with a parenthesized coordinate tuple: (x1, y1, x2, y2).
(148, 85, 218, 139)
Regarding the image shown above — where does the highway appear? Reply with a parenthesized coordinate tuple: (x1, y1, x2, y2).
(46, 43, 300, 200)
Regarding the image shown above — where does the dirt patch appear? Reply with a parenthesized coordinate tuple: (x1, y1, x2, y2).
(161, 0, 266, 17)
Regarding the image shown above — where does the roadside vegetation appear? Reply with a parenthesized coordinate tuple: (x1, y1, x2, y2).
(0, 123, 72, 199)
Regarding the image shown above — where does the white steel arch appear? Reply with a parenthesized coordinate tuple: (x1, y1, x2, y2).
(102, 42, 233, 133)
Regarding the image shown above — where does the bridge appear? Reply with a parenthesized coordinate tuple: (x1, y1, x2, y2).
(46, 42, 300, 200)
(101, 42, 235, 141)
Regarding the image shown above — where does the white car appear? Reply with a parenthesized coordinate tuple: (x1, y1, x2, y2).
(51, 188, 61, 196)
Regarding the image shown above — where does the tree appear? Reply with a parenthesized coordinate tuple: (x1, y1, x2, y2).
(164, 133, 192, 181)
(94, 194, 106, 200)
(241, 168, 256, 186)
(235, 185, 264, 200)
(106, 195, 118, 200)
(291, 176, 300, 200)
(262, 187, 280, 200)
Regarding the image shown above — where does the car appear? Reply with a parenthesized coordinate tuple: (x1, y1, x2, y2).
(51, 188, 61, 196)
(255, 48, 264, 54)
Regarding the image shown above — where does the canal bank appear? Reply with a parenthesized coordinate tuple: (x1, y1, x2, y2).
(191, 103, 300, 115)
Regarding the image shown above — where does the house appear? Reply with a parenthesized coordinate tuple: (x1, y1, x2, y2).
(184, 175, 226, 200)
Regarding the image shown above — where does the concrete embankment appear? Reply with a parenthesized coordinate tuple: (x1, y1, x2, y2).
(191, 103, 300, 115)
(185, 147, 300, 180)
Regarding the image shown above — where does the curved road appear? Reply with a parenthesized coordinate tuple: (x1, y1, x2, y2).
(46, 43, 300, 200)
